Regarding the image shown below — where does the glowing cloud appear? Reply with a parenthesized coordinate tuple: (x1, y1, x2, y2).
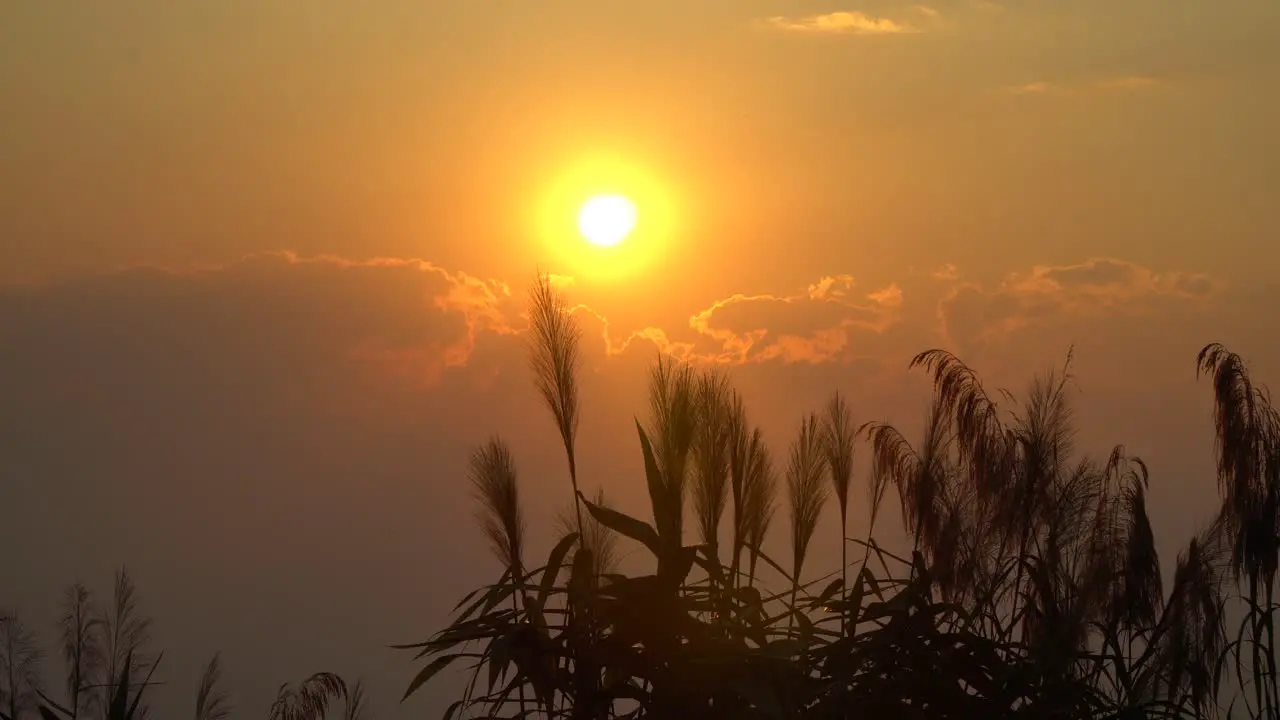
(762, 11, 918, 35)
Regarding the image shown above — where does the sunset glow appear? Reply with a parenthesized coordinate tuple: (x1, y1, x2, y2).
(4, 2, 1279, 718)
(532, 154, 679, 282)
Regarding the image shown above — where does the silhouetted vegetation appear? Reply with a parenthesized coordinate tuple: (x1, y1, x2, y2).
(0, 570, 362, 720)
(399, 274, 1280, 719)
(6, 275, 1278, 719)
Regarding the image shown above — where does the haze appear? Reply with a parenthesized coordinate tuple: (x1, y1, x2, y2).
(2, 1, 1278, 718)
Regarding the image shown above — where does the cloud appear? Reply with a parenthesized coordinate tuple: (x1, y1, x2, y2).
(547, 273, 576, 289)
(1006, 81, 1052, 94)
(571, 274, 903, 366)
(931, 263, 960, 281)
(937, 258, 1218, 350)
(0, 254, 912, 395)
(761, 10, 921, 35)
(1003, 76, 1165, 95)
(0, 252, 526, 401)
(0, 252, 1223, 390)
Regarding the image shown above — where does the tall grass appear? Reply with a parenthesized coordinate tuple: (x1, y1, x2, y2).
(1, 572, 358, 720)
(402, 277, 1280, 719)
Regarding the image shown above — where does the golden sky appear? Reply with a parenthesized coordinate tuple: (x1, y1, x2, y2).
(2, 1, 1279, 717)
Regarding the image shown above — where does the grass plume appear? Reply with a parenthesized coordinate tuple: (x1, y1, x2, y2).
(268, 673, 348, 720)
(557, 487, 621, 580)
(1, 613, 43, 720)
(193, 653, 231, 720)
(693, 369, 733, 557)
(467, 436, 527, 578)
(527, 271, 585, 532)
(786, 412, 829, 616)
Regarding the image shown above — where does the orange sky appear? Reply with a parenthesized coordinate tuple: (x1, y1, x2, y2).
(2, 1, 1279, 717)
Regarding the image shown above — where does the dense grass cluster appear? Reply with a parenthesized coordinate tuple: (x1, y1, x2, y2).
(400, 275, 1280, 720)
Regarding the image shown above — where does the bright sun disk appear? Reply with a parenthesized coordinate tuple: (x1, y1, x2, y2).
(577, 194, 637, 247)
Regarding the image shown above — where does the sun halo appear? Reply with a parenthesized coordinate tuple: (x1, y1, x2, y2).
(532, 155, 679, 283)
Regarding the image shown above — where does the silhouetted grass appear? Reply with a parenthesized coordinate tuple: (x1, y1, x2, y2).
(1, 571, 361, 720)
(400, 275, 1280, 719)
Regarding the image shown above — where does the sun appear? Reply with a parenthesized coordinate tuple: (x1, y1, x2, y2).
(577, 194, 637, 248)
(531, 154, 681, 282)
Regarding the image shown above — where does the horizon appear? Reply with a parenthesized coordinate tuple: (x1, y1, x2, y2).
(3, 2, 1280, 719)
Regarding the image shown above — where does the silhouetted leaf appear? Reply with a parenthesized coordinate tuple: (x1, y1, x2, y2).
(403, 654, 464, 701)
(862, 566, 885, 602)
(658, 545, 697, 590)
(434, 619, 509, 648)
(478, 583, 516, 620)
(636, 421, 668, 535)
(486, 635, 511, 693)
(568, 545, 596, 607)
(450, 584, 488, 615)
(745, 544, 794, 584)
(108, 652, 131, 720)
(440, 699, 463, 720)
(815, 578, 843, 609)
(693, 545, 726, 587)
(580, 492, 661, 557)
(535, 531, 580, 612)
(125, 653, 162, 720)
